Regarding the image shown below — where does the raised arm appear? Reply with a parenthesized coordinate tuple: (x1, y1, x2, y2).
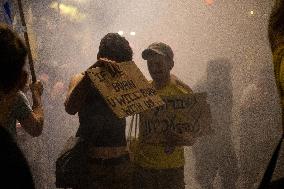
(20, 81, 44, 137)
(64, 73, 89, 115)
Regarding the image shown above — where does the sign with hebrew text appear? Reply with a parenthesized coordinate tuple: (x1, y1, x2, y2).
(139, 93, 212, 146)
(87, 61, 165, 118)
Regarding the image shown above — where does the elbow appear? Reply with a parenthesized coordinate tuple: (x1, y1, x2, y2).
(65, 105, 77, 115)
(30, 126, 43, 137)
(64, 102, 78, 115)
(31, 129, 42, 137)
(30, 120, 43, 137)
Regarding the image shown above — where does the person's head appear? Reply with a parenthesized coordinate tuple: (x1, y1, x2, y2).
(269, 0, 284, 51)
(97, 33, 133, 63)
(207, 58, 232, 90)
(142, 42, 174, 83)
(0, 24, 28, 94)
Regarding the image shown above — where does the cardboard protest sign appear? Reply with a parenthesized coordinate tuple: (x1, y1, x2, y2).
(87, 61, 165, 118)
(139, 93, 212, 146)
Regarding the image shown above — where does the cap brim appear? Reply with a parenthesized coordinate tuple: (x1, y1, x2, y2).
(142, 49, 166, 60)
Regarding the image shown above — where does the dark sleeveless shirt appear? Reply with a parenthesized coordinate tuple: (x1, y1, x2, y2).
(76, 80, 126, 147)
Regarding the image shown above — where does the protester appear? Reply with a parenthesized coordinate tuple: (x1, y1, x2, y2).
(0, 23, 44, 138)
(0, 23, 44, 188)
(58, 33, 133, 189)
(269, 0, 284, 130)
(193, 58, 239, 189)
(133, 42, 195, 189)
(238, 64, 281, 189)
(265, 0, 284, 187)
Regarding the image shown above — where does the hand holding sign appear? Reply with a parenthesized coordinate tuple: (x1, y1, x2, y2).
(92, 58, 122, 77)
(139, 93, 212, 146)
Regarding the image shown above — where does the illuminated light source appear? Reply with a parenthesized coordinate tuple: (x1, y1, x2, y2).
(250, 10, 254, 15)
(50, 2, 86, 22)
(118, 31, 124, 35)
(130, 31, 136, 36)
(205, 0, 214, 5)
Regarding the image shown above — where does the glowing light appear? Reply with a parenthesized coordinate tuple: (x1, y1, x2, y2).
(130, 31, 136, 36)
(118, 31, 124, 35)
(50, 2, 86, 22)
(205, 0, 214, 5)
(250, 10, 254, 15)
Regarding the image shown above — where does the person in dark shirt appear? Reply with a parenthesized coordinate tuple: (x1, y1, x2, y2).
(63, 33, 133, 189)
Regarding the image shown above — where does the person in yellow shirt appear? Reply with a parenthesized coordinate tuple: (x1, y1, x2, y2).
(269, 0, 284, 121)
(133, 42, 195, 189)
(266, 0, 284, 188)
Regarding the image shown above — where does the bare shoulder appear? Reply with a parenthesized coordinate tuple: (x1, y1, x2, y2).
(171, 74, 193, 92)
(68, 73, 84, 89)
(71, 73, 84, 82)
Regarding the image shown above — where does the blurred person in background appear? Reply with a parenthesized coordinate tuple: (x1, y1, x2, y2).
(133, 42, 195, 189)
(35, 63, 69, 188)
(238, 64, 281, 189)
(193, 58, 239, 189)
(0, 23, 44, 188)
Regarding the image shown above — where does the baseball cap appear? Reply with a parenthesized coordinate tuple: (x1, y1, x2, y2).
(142, 42, 174, 61)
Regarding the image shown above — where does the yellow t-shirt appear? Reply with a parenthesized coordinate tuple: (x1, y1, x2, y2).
(273, 43, 284, 106)
(135, 79, 192, 169)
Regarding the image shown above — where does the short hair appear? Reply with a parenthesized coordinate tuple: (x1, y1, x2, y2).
(97, 33, 133, 63)
(0, 24, 27, 93)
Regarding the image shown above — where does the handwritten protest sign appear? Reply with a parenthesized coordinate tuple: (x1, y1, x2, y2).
(139, 93, 212, 146)
(87, 61, 165, 118)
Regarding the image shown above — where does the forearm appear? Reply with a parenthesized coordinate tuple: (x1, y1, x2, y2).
(29, 93, 44, 136)
(30, 107, 44, 137)
(21, 106, 44, 137)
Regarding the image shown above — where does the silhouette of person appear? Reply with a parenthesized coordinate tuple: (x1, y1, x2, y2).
(193, 58, 239, 189)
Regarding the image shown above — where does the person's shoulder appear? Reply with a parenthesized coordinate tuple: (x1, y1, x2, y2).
(68, 73, 85, 87)
(170, 74, 193, 93)
(17, 90, 27, 97)
(71, 73, 84, 81)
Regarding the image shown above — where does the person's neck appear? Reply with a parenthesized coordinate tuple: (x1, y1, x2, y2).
(154, 77, 171, 90)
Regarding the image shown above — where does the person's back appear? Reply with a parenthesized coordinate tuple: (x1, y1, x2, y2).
(77, 84, 126, 146)
(62, 33, 133, 189)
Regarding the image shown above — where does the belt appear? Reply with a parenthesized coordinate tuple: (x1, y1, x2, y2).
(90, 154, 130, 166)
(88, 146, 129, 159)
